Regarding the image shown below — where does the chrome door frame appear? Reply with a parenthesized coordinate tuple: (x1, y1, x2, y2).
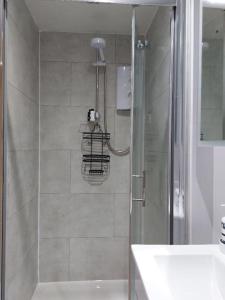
(129, 0, 189, 298)
(130, 0, 189, 249)
(0, 0, 5, 299)
(171, 0, 190, 245)
(70, 0, 176, 5)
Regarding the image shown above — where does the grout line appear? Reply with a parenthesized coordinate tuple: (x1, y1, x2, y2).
(70, 62, 72, 106)
(113, 193, 116, 238)
(69, 150, 72, 195)
(68, 238, 71, 281)
(37, 31, 41, 283)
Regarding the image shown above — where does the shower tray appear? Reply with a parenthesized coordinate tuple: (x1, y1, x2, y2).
(31, 280, 128, 300)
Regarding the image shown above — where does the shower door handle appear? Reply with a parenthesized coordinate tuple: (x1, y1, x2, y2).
(132, 198, 145, 205)
(132, 171, 146, 207)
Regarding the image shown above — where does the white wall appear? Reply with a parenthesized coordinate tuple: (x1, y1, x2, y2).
(190, 141, 225, 244)
(189, 0, 225, 244)
(213, 146, 225, 242)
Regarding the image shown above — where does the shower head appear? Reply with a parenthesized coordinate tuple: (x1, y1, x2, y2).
(91, 37, 106, 49)
(91, 37, 106, 64)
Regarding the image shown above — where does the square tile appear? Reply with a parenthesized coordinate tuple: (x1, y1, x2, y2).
(40, 150, 70, 193)
(39, 238, 69, 282)
(41, 61, 72, 106)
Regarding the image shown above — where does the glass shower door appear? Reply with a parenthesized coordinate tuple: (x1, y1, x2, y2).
(130, 5, 174, 247)
(130, 5, 174, 298)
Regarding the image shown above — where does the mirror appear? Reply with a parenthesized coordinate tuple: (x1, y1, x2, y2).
(201, 7, 225, 141)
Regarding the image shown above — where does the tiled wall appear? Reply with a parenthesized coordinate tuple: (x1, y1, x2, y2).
(39, 32, 130, 281)
(5, 0, 39, 299)
(201, 39, 223, 140)
(143, 7, 171, 244)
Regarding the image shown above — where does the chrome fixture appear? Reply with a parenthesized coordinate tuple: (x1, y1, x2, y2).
(136, 39, 150, 49)
(89, 37, 130, 156)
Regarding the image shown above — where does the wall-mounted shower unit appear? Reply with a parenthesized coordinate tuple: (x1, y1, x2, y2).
(81, 37, 131, 184)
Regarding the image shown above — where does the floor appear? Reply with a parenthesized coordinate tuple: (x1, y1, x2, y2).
(31, 280, 128, 300)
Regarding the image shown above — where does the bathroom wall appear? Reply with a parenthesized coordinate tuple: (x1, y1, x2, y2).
(190, 2, 225, 244)
(195, 144, 225, 243)
(5, 0, 39, 299)
(39, 32, 130, 281)
(143, 7, 172, 244)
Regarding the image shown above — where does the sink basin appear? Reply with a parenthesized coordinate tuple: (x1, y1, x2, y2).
(132, 245, 225, 300)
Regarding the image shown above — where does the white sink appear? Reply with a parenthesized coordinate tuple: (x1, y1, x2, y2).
(132, 245, 225, 300)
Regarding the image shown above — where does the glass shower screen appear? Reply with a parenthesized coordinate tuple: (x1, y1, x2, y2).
(130, 4, 175, 248)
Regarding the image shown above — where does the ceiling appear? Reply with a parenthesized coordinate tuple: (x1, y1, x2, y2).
(25, 0, 157, 35)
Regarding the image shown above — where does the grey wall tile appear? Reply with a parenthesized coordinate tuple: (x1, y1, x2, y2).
(99, 64, 117, 109)
(202, 39, 223, 67)
(150, 53, 170, 101)
(41, 62, 72, 106)
(114, 194, 130, 237)
(145, 90, 170, 153)
(111, 154, 130, 193)
(115, 111, 131, 149)
(7, 83, 35, 150)
(40, 194, 70, 238)
(8, 0, 38, 53)
(41, 32, 95, 62)
(70, 65, 115, 112)
(6, 244, 38, 300)
(6, 199, 37, 282)
(69, 238, 129, 280)
(6, 0, 39, 297)
(40, 193, 114, 238)
(146, 7, 171, 50)
(115, 36, 131, 64)
(69, 194, 114, 237)
(40, 150, 70, 193)
(41, 32, 115, 63)
(71, 63, 96, 107)
(7, 150, 37, 218)
(7, 17, 38, 102)
(71, 63, 116, 109)
(40, 106, 86, 150)
(69, 238, 89, 280)
(39, 238, 69, 282)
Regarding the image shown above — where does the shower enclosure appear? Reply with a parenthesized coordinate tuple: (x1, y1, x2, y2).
(0, 0, 189, 299)
(130, 0, 187, 246)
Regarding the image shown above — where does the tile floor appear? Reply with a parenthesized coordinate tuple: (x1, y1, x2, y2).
(32, 280, 128, 300)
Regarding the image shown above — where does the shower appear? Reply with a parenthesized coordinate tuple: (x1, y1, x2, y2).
(90, 37, 106, 64)
(90, 37, 130, 156)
